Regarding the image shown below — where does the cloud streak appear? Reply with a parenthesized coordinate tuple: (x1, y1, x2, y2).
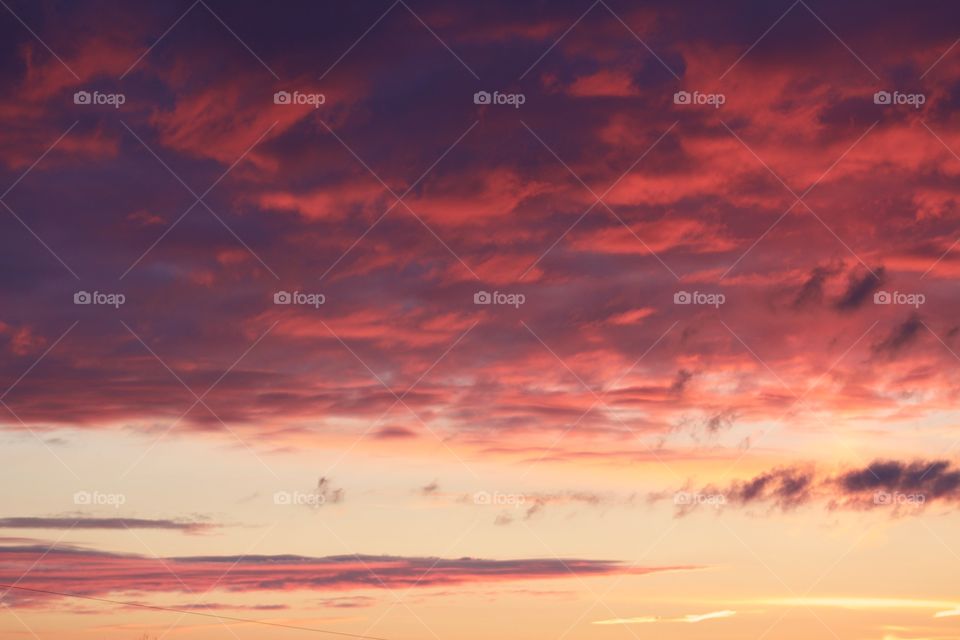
(0, 517, 217, 534)
(0, 543, 700, 607)
(594, 610, 736, 624)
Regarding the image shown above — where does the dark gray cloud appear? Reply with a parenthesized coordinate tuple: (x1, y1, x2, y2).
(793, 266, 831, 308)
(704, 408, 738, 433)
(0, 517, 215, 534)
(834, 267, 885, 311)
(661, 459, 960, 517)
(727, 466, 815, 509)
(670, 369, 694, 394)
(837, 459, 960, 498)
(873, 314, 923, 356)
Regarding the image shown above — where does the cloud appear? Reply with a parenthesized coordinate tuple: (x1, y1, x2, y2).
(419, 481, 440, 496)
(873, 314, 924, 356)
(704, 407, 738, 433)
(669, 369, 694, 394)
(372, 426, 419, 440)
(756, 597, 960, 618)
(593, 610, 736, 624)
(4, 0, 960, 503)
(660, 459, 960, 516)
(312, 477, 345, 505)
(173, 601, 288, 611)
(0, 543, 701, 607)
(0, 517, 216, 534)
(720, 465, 816, 511)
(834, 267, 885, 311)
(5, 2, 960, 636)
(793, 265, 838, 308)
(314, 596, 378, 609)
(835, 459, 960, 501)
(476, 490, 625, 525)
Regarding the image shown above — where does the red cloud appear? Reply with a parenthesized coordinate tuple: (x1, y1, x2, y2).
(0, 544, 699, 607)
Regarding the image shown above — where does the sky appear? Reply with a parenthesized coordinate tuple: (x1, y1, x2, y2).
(1, 0, 960, 638)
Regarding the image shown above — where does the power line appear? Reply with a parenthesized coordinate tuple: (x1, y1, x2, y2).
(0, 584, 392, 640)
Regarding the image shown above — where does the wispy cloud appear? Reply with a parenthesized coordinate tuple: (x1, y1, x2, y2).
(0, 517, 217, 534)
(0, 543, 702, 606)
(755, 597, 960, 618)
(657, 458, 960, 516)
(594, 610, 736, 625)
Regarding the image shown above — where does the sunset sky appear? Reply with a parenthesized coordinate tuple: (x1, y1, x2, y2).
(2, 1, 960, 638)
